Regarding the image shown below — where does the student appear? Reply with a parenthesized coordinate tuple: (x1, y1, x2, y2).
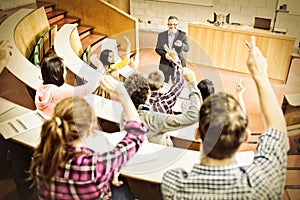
(147, 51, 184, 114)
(99, 36, 131, 70)
(155, 15, 189, 83)
(197, 79, 215, 101)
(120, 67, 201, 145)
(35, 56, 102, 116)
(161, 36, 288, 199)
(29, 75, 148, 200)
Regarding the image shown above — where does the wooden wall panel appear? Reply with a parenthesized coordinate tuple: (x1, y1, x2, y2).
(188, 23, 296, 82)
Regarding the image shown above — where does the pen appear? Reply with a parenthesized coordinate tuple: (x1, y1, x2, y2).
(244, 40, 251, 49)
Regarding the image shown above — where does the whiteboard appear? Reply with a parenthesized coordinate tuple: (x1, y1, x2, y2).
(148, 0, 214, 7)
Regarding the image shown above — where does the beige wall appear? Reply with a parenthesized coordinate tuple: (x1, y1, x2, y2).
(0, 0, 35, 10)
(130, 0, 300, 53)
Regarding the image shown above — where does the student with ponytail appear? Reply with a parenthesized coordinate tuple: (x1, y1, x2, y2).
(29, 75, 148, 200)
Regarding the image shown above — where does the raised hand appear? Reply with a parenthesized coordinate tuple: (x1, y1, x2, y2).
(246, 36, 268, 78)
(99, 75, 127, 102)
(0, 40, 13, 71)
(236, 78, 245, 96)
(164, 43, 180, 64)
(182, 67, 196, 83)
(124, 36, 130, 45)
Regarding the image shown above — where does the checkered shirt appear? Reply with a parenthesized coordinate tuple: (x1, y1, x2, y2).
(161, 128, 289, 199)
(149, 65, 184, 114)
(36, 121, 147, 200)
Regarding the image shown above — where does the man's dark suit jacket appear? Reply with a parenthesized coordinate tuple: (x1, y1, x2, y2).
(155, 29, 189, 72)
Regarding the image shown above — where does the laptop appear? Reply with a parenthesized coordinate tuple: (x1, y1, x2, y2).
(254, 17, 271, 30)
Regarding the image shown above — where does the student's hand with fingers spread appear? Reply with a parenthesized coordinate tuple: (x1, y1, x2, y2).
(0, 40, 13, 70)
(246, 36, 268, 78)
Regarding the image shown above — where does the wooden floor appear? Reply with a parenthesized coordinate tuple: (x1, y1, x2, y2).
(1, 31, 300, 200)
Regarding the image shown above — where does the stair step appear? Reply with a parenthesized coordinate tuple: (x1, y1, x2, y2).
(50, 18, 80, 29)
(77, 26, 94, 39)
(37, 1, 55, 13)
(47, 10, 66, 25)
(81, 34, 106, 51)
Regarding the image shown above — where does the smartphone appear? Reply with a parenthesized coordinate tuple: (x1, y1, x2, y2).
(244, 40, 251, 49)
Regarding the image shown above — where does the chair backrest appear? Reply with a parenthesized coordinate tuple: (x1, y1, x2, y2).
(32, 25, 58, 68)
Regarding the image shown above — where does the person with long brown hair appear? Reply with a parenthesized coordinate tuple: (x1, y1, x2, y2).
(29, 75, 148, 199)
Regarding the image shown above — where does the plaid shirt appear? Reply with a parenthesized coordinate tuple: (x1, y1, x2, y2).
(149, 65, 184, 114)
(161, 128, 289, 199)
(36, 121, 147, 200)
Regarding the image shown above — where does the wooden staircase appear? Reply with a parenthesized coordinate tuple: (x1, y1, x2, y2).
(37, 1, 106, 53)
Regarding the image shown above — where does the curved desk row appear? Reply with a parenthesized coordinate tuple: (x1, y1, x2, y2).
(54, 24, 123, 123)
(0, 97, 255, 184)
(0, 9, 41, 90)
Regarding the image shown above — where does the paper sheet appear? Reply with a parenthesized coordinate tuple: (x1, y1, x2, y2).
(0, 110, 45, 139)
(85, 131, 157, 165)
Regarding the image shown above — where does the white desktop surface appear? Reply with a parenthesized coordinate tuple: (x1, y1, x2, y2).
(166, 123, 198, 140)
(0, 97, 254, 184)
(285, 93, 300, 107)
(84, 94, 123, 123)
(0, 98, 41, 148)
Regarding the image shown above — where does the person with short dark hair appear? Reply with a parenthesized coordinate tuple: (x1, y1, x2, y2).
(155, 15, 189, 83)
(161, 36, 288, 199)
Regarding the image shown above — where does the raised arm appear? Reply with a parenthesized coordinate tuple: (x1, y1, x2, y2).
(236, 78, 246, 114)
(99, 75, 140, 122)
(124, 36, 131, 60)
(0, 40, 13, 72)
(247, 36, 286, 133)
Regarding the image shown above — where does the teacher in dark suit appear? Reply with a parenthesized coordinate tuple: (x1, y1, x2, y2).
(155, 15, 189, 83)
